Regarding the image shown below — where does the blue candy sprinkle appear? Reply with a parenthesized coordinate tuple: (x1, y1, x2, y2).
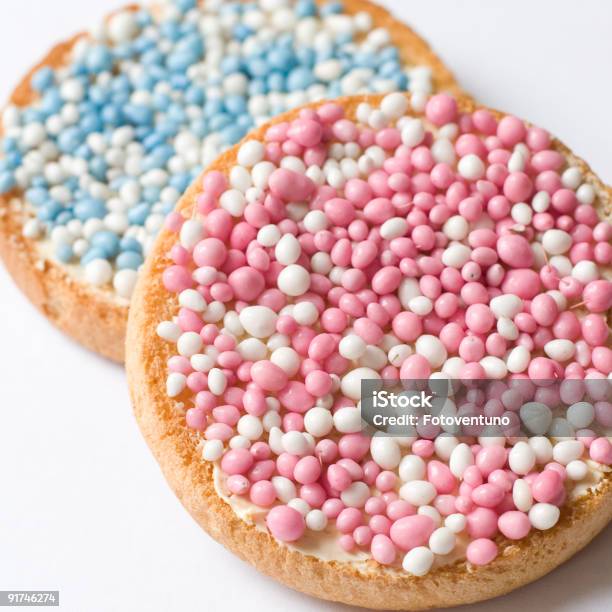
(85, 46, 114, 73)
(120, 237, 143, 253)
(0, 171, 16, 193)
(37, 200, 62, 222)
(91, 230, 120, 258)
(55, 243, 74, 263)
(116, 250, 143, 270)
(295, 0, 317, 18)
(74, 198, 106, 220)
(127, 203, 151, 225)
(55, 211, 73, 225)
(320, 1, 344, 16)
(286, 67, 316, 91)
(31, 66, 54, 92)
(81, 247, 108, 265)
(123, 104, 153, 126)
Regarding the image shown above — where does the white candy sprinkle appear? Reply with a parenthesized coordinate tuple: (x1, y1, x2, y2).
(528, 436, 553, 464)
(237, 140, 265, 167)
(191, 353, 214, 373)
(544, 339, 575, 362)
(340, 367, 380, 400)
(442, 243, 471, 268)
(380, 92, 408, 119)
(400, 118, 425, 147)
(238, 305, 277, 338)
(237, 414, 264, 441)
(288, 498, 310, 516)
(229, 436, 250, 450)
(399, 454, 426, 481)
(490, 294, 523, 319)
(529, 503, 560, 530)
(387, 344, 412, 367)
(497, 317, 518, 341)
(306, 509, 328, 531)
(177, 331, 203, 357)
(512, 479, 533, 512)
(220, 189, 247, 216)
(506, 345, 530, 373)
(340, 481, 370, 508)
(274, 233, 301, 265)
(370, 436, 401, 470)
(567, 402, 594, 429)
(303, 210, 328, 233)
(561, 167, 582, 189)
(415, 335, 447, 369)
(449, 443, 474, 478)
(166, 372, 186, 397)
(409, 296, 433, 316)
(532, 191, 550, 212)
(272, 476, 296, 503)
(281, 430, 309, 456)
(292, 301, 318, 325)
(442, 215, 469, 241)
(576, 183, 595, 205)
(418, 505, 442, 526)
(179, 219, 204, 250)
(380, 217, 408, 240)
(572, 260, 599, 284)
(270, 346, 300, 376)
(333, 407, 362, 434)
(566, 460, 588, 480)
(429, 527, 456, 555)
(520, 402, 552, 434)
(178, 288, 206, 312)
(458, 154, 485, 180)
(542, 229, 572, 255)
(508, 441, 536, 475)
(108, 11, 139, 43)
(444, 513, 467, 533)
(339, 334, 367, 360)
(202, 439, 224, 462)
(113, 269, 138, 299)
(22, 218, 42, 238)
(511, 202, 532, 225)
(399, 480, 436, 506)
(402, 547, 434, 576)
(156, 321, 181, 342)
(479, 356, 508, 379)
(434, 436, 459, 461)
(552, 440, 584, 465)
(207, 368, 227, 396)
(304, 407, 334, 437)
(85, 259, 112, 286)
(277, 264, 310, 296)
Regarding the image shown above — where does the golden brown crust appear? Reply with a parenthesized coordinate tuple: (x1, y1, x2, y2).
(0, 0, 461, 363)
(126, 93, 612, 610)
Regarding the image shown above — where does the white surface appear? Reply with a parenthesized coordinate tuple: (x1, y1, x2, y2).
(0, 1, 610, 611)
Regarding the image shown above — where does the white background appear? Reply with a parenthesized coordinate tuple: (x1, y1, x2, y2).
(0, 1, 611, 611)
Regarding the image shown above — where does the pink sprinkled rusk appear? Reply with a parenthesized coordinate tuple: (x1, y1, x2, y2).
(128, 92, 612, 610)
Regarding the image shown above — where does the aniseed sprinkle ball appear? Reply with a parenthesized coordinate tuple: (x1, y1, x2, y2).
(127, 92, 612, 610)
(0, 0, 460, 361)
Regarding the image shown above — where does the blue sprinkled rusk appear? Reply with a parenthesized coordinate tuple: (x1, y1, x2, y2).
(1, 0, 433, 298)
